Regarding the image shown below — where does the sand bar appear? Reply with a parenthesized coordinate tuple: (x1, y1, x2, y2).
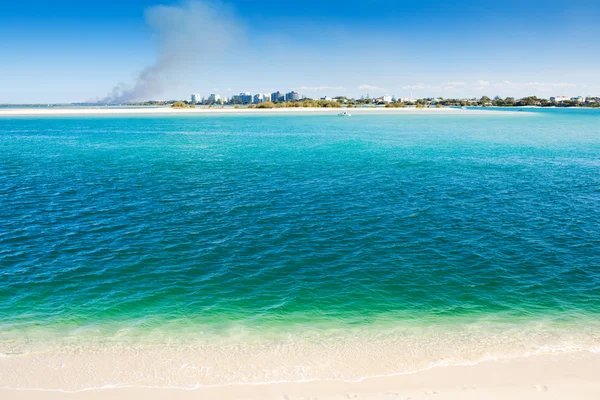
(0, 106, 528, 117)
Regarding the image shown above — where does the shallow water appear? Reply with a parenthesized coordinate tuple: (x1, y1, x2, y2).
(0, 109, 599, 387)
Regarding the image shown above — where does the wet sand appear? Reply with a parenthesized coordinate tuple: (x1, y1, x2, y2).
(1, 352, 598, 400)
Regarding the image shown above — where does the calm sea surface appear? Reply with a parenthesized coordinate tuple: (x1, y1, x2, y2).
(0, 109, 599, 386)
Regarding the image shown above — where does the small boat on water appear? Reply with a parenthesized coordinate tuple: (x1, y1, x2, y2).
(338, 111, 352, 117)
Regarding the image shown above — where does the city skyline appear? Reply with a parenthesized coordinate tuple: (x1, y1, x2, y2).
(1, 0, 600, 103)
(186, 90, 597, 105)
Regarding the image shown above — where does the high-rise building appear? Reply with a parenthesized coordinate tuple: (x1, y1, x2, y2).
(233, 92, 251, 104)
(191, 94, 200, 104)
(285, 91, 300, 101)
(253, 93, 270, 104)
(255, 93, 273, 104)
(271, 91, 284, 102)
(208, 94, 222, 104)
(231, 92, 252, 104)
(241, 92, 252, 104)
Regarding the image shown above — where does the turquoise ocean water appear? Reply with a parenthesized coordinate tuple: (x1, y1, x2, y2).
(0, 109, 599, 387)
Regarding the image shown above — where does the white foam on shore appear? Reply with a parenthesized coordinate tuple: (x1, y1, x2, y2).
(1, 321, 598, 391)
(0, 349, 597, 393)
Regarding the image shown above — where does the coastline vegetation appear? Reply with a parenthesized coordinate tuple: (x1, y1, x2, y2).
(171, 101, 188, 108)
(22, 95, 597, 109)
(434, 96, 600, 108)
(384, 102, 406, 108)
(252, 100, 342, 109)
(139, 96, 600, 109)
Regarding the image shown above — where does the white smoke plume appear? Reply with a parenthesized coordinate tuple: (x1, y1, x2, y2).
(99, 1, 242, 103)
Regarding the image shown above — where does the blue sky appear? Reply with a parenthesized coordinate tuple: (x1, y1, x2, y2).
(1, 0, 599, 103)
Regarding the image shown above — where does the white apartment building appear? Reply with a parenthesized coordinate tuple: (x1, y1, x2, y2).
(253, 93, 269, 104)
(208, 94, 223, 104)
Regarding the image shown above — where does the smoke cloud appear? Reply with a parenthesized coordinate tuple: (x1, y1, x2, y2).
(99, 1, 242, 103)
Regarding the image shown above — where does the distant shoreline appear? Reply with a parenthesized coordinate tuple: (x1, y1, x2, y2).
(0, 106, 526, 117)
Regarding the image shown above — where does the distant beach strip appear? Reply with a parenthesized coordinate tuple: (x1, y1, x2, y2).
(0, 106, 530, 117)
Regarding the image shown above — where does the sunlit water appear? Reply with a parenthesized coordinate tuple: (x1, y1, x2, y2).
(0, 109, 599, 388)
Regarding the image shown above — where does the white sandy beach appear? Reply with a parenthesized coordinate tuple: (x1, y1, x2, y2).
(0, 106, 526, 117)
(1, 352, 598, 400)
